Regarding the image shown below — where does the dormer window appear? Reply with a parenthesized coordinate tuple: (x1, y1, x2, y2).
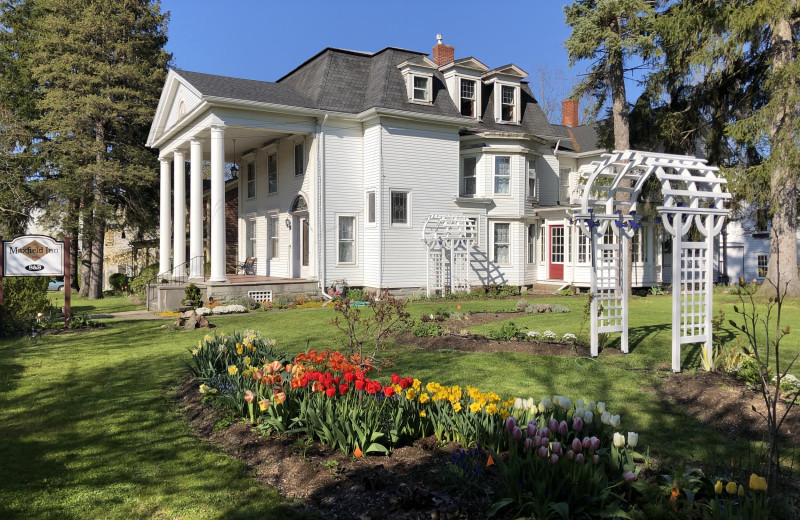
(413, 76, 430, 102)
(501, 86, 515, 122)
(460, 79, 476, 117)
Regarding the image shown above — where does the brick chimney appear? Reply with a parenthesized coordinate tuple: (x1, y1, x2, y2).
(562, 99, 579, 127)
(432, 34, 454, 66)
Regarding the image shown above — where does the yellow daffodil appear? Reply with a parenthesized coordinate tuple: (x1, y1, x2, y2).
(420, 410, 426, 418)
(726, 481, 737, 494)
(499, 408, 510, 420)
(192, 349, 198, 356)
(244, 356, 251, 366)
(419, 393, 430, 404)
(469, 402, 482, 413)
(228, 365, 238, 375)
(199, 383, 210, 394)
(236, 343, 244, 355)
(453, 402, 462, 413)
(412, 379, 421, 391)
(714, 481, 723, 494)
(405, 388, 417, 401)
(485, 403, 498, 415)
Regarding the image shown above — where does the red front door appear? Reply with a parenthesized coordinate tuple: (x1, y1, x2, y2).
(549, 225, 564, 280)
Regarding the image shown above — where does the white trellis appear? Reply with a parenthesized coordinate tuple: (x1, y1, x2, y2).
(422, 215, 476, 297)
(573, 150, 731, 371)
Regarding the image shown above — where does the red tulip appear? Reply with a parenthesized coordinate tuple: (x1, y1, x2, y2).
(325, 387, 336, 398)
(355, 380, 365, 391)
(244, 390, 255, 403)
(343, 371, 355, 383)
(383, 386, 395, 397)
(391, 373, 400, 385)
(339, 383, 349, 395)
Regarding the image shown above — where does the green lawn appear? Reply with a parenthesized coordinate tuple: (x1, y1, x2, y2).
(48, 293, 145, 314)
(1, 292, 798, 518)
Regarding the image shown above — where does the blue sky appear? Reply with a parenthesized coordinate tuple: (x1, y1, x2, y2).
(163, 0, 644, 119)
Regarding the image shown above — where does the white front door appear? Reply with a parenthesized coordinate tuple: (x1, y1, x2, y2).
(291, 213, 311, 279)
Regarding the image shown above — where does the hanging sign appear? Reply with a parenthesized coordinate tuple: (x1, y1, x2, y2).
(3, 235, 65, 276)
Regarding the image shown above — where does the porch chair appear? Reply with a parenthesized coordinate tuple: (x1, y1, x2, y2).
(236, 257, 257, 275)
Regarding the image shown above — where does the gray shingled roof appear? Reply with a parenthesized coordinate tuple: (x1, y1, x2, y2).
(552, 122, 602, 153)
(175, 46, 561, 140)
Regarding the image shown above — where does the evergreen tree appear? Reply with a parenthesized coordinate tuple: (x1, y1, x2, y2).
(29, 0, 171, 298)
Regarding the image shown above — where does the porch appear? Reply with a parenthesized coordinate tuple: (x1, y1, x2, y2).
(146, 275, 319, 312)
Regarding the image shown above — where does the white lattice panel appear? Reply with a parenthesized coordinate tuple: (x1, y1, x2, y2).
(248, 290, 272, 303)
(679, 242, 708, 342)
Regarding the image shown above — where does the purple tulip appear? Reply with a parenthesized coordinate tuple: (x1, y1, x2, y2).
(533, 435, 542, 447)
(512, 426, 523, 441)
(592, 454, 600, 465)
(527, 421, 538, 437)
(550, 453, 559, 464)
(572, 438, 583, 452)
(539, 427, 550, 439)
(566, 449, 575, 460)
(505, 416, 517, 433)
(623, 470, 636, 483)
(551, 442, 563, 457)
(558, 420, 569, 435)
(591, 437, 601, 451)
(524, 438, 534, 451)
(572, 417, 584, 432)
(582, 436, 592, 449)
(538, 446, 548, 458)
(575, 453, 585, 464)
(549, 418, 558, 431)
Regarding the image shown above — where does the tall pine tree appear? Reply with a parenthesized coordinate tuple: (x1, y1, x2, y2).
(29, 0, 171, 298)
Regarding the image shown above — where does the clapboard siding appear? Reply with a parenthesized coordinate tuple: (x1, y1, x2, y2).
(165, 84, 201, 130)
(362, 122, 381, 287)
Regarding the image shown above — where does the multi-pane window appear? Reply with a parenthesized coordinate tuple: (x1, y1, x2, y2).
(460, 79, 476, 117)
(632, 228, 648, 263)
(551, 227, 564, 264)
(494, 223, 510, 264)
(494, 156, 511, 194)
(462, 157, 477, 196)
(294, 142, 304, 176)
(246, 163, 256, 198)
(565, 226, 572, 263)
(413, 76, 429, 101)
(267, 153, 277, 194)
(558, 167, 571, 204)
(366, 191, 376, 224)
(540, 226, 545, 262)
(527, 224, 536, 264)
(758, 255, 768, 277)
(578, 232, 591, 263)
(268, 215, 279, 259)
(602, 226, 615, 258)
(527, 159, 537, 199)
(501, 85, 515, 122)
(338, 216, 355, 263)
(245, 218, 256, 257)
(391, 191, 408, 224)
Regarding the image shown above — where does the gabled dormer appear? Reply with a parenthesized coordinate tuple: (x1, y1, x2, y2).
(482, 64, 527, 124)
(396, 55, 439, 105)
(440, 57, 489, 119)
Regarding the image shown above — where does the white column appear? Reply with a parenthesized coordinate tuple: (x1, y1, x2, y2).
(209, 126, 228, 283)
(158, 158, 171, 276)
(189, 139, 204, 279)
(173, 151, 186, 279)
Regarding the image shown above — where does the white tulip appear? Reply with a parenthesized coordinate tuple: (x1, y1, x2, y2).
(588, 401, 596, 412)
(613, 432, 625, 448)
(539, 398, 552, 413)
(583, 410, 593, 424)
(600, 411, 611, 425)
(576, 399, 585, 410)
(627, 432, 638, 448)
(597, 402, 606, 414)
(514, 398, 524, 410)
(574, 407, 585, 420)
(610, 414, 621, 428)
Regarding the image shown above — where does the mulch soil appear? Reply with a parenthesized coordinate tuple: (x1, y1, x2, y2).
(177, 310, 800, 518)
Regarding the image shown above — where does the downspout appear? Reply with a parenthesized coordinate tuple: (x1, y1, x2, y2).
(378, 121, 384, 289)
(317, 114, 329, 295)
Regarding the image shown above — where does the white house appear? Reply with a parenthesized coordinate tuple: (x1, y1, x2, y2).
(145, 37, 712, 304)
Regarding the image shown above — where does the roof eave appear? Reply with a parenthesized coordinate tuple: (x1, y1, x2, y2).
(362, 107, 478, 127)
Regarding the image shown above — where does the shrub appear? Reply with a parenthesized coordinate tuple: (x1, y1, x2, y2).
(346, 288, 366, 302)
(2, 277, 53, 333)
(184, 283, 202, 303)
(412, 320, 443, 337)
(549, 303, 571, 313)
(232, 294, 259, 310)
(490, 322, 527, 341)
(108, 273, 129, 291)
(129, 263, 158, 297)
(515, 299, 529, 311)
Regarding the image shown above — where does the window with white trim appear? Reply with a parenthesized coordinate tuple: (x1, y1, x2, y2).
(602, 226, 615, 258)
(338, 216, 356, 264)
(758, 254, 768, 277)
(566, 225, 572, 263)
(413, 76, 430, 102)
(527, 224, 536, 264)
(460, 79, 476, 117)
(268, 215, 279, 259)
(267, 153, 277, 194)
(632, 228, 642, 263)
(578, 231, 591, 263)
(391, 191, 408, 225)
(246, 162, 256, 198)
(527, 159, 537, 199)
(494, 223, 510, 265)
(245, 218, 256, 257)
(366, 191, 376, 224)
(539, 226, 545, 262)
(461, 156, 477, 196)
(501, 85, 515, 122)
(294, 142, 304, 176)
(494, 156, 511, 195)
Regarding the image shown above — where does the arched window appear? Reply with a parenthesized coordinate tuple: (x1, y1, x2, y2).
(290, 195, 307, 213)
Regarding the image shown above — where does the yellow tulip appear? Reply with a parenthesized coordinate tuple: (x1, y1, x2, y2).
(738, 484, 745, 497)
(726, 481, 737, 494)
(749, 474, 767, 492)
(714, 481, 723, 494)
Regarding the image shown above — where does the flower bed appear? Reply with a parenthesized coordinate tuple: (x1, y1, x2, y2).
(187, 330, 772, 518)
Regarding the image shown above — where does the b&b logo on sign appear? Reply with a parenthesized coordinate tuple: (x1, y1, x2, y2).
(25, 264, 45, 272)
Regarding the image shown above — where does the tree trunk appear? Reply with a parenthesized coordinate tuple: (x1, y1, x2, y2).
(609, 16, 633, 296)
(66, 198, 79, 289)
(88, 121, 106, 300)
(760, 16, 800, 298)
(79, 230, 92, 298)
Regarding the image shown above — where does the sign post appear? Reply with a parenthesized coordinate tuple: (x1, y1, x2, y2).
(1, 234, 70, 330)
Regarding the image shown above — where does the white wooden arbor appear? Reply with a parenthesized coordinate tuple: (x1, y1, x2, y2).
(422, 215, 476, 297)
(573, 150, 731, 372)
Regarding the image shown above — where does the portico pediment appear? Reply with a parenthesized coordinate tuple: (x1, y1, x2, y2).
(147, 70, 204, 147)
